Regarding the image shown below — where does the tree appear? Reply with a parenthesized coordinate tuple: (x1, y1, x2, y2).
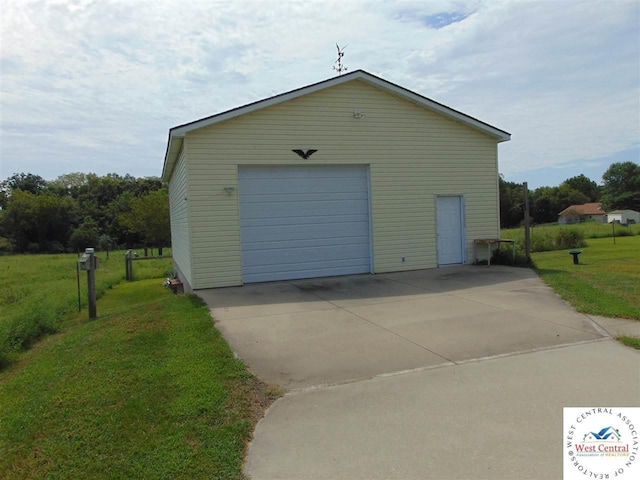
(98, 234, 115, 257)
(1, 190, 78, 252)
(0, 171, 167, 252)
(0, 172, 48, 209)
(1, 190, 37, 251)
(48, 172, 88, 196)
(499, 176, 524, 227)
(561, 174, 600, 202)
(103, 191, 139, 245)
(119, 189, 171, 254)
(0, 210, 12, 252)
(1, 172, 47, 195)
(601, 161, 640, 211)
(69, 217, 100, 252)
(530, 185, 589, 224)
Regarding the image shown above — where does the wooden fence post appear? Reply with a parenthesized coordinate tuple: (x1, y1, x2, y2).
(125, 250, 133, 281)
(523, 182, 531, 262)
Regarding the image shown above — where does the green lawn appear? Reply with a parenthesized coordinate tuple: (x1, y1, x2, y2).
(0, 279, 279, 479)
(619, 336, 640, 349)
(0, 250, 173, 367)
(2, 234, 637, 477)
(532, 235, 640, 319)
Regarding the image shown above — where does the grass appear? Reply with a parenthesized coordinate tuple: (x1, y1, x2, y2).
(2, 232, 636, 477)
(502, 222, 640, 255)
(0, 250, 173, 368)
(532, 235, 640, 319)
(619, 336, 640, 349)
(0, 279, 280, 479)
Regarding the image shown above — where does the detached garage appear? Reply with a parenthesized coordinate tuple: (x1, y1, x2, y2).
(162, 70, 510, 290)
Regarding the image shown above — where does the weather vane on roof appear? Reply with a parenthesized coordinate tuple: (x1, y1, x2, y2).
(333, 44, 348, 75)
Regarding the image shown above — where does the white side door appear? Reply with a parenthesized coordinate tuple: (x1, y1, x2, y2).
(437, 196, 465, 265)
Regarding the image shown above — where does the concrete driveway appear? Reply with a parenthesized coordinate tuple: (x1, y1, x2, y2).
(244, 340, 639, 480)
(199, 266, 604, 390)
(198, 266, 640, 479)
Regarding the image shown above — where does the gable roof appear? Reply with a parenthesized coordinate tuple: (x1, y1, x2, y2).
(559, 203, 606, 216)
(162, 69, 511, 181)
(608, 209, 639, 214)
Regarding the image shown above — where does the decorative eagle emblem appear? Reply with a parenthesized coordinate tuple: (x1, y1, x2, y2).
(292, 149, 318, 159)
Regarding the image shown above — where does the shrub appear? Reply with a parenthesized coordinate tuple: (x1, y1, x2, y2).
(554, 229, 587, 249)
(613, 227, 633, 237)
(530, 231, 555, 253)
(0, 236, 13, 254)
(490, 249, 533, 267)
(69, 217, 100, 252)
(98, 234, 115, 252)
(46, 241, 65, 254)
(6, 313, 58, 351)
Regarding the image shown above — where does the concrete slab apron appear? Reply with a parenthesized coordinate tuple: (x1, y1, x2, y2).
(202, 266, 604, 390)
(245, 341, 640, 480)
(198, 267, 634, 479)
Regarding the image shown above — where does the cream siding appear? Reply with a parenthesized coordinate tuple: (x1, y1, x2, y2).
(168, 148, 194, 288)
(183, 80, 501, 288)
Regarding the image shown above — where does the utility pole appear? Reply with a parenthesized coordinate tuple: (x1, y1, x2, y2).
(523, 182, 531, 262)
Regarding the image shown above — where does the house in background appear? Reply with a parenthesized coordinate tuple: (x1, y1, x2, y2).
(162, 70, 510, 290)
(558, 203, 607, 224)
(607, 209, 639, 224)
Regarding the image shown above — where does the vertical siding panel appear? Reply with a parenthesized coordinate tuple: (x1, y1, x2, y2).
(181, 80, 503, 287)
(168, 148, 193, 288)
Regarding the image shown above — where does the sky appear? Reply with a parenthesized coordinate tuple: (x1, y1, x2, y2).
(0, 0, 638, 189)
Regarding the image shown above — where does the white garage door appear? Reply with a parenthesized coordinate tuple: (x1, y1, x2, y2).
(238, 166, 371, 283)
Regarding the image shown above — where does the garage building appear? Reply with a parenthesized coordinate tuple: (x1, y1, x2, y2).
(161, 70, 511, 290)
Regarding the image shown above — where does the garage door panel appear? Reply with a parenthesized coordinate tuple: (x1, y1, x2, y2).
(244, 258, 371, 283)
(243, 244, 370, 266)
(245, 257, 371, 275)
(241, 192, 367, 204)
(242, 223, 369, 243)
(242, 235, 369, 251)
(241, 198, 369, 219)
(242, 214, 366, 227)
(239, 165, 365, 179)
(239, 166, 371, 283)
(239, 178, 368, 196)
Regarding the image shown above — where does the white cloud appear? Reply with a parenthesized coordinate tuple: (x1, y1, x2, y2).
(0, 0, 638, 185)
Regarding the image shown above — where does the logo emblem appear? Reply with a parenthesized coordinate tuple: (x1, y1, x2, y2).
(564, 408, 639, 479)
(292, 149, 318, 160)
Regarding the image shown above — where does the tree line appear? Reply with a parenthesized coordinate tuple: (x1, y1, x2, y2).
(500, 161, 640, 228)
(0, 172, 170, 254)
(0, 161, 637, 253)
